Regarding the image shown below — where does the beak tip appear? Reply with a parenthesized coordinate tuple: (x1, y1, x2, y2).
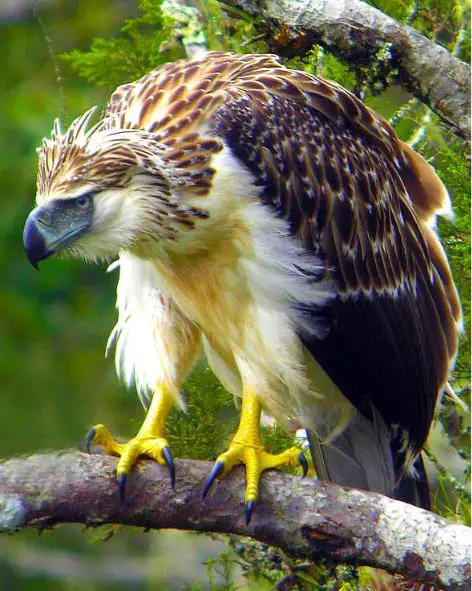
(23, 210, 51, 269)
(29, 258, 40, 271)
(23, 199, 92, 268)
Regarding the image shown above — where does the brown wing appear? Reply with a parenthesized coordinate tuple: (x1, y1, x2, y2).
(102, 52, 461, 456)
(199, 54, 461, 457)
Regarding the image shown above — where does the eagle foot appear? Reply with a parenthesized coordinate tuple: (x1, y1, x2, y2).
(85, 423, 175, 498)
(202, 439, 307, 524)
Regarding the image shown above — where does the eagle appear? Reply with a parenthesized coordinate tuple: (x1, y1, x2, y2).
(23, 52, 461, 523)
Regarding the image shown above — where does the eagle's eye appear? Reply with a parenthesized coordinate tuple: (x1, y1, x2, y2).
(74, 193, 93, 209)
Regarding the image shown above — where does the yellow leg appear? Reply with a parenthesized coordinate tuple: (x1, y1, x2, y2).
(202, 385, 307, 523)
(85, 385, 175, 498)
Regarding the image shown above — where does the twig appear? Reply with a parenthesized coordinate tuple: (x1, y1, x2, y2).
(33, 0, 68, 123)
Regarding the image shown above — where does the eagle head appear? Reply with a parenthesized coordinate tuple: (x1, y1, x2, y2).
(23, 107, 203, 268)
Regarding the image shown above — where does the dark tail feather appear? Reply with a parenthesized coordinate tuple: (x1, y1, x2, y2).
(393, 454, 431, 510)
(306, 408, 395, 497)
(307, 410, 431, 509)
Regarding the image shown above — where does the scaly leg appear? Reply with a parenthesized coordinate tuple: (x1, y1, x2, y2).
(202, 385, 307, 523)
(85, 384, 175, 499)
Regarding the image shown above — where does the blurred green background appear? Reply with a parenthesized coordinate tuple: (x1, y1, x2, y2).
(0, 1, 469, 589)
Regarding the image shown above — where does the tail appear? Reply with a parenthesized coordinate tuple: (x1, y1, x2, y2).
(392, 447, 431, 511)
(306, 408, 431, 509)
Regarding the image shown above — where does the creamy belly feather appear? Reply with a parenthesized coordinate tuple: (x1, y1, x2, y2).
(109, 148, 348, 441)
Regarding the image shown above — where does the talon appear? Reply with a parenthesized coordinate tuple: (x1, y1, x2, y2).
(118, 472, 127, 502)
(161, 446, 175, 488)
(202, 461, 224, 500)
(299, 452, 308, 478)
(244, 500, 255, 525)
(85, 427, 96, 453)
(200, 390, 306, 519)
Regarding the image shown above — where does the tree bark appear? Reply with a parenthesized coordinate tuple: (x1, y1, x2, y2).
(222, 0, 470, 143)
(0, 451, 470, 590)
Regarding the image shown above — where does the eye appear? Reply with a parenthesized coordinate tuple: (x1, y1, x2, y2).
(75, 194, 92, 209)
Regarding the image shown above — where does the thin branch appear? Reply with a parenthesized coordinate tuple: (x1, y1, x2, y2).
(451, 0, 467, 58)
(406, 0, 419, 27)
(222, 0, 470, 143)
(0, 451, 470, 590)
(33, 0, 68, 123)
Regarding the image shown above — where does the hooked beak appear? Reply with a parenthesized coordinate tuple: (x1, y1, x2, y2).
(23, 197, 94, 269)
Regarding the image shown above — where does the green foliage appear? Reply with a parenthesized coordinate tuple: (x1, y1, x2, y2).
(166, 362, 237, 461)
(261, 423, 296, 455)
(434, 136, 471, 381)
(59, 0, 263, 93)
(62, 0, 185, 90)
(190, 551, 240, 591)
(366, 0, 471, 62)
(232, 539, 287, 586)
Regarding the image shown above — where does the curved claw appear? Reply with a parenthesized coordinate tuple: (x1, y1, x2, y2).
(299, 452, 308, 479)
(85, 427, 96, 454)
(244, 500, 255, 525)
(118, 472, 127, 502)
(161, 446, 175, 488)
(201, 461, 224, 500)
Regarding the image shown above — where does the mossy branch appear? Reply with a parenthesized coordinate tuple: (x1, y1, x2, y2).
(0, 451, 470, 590)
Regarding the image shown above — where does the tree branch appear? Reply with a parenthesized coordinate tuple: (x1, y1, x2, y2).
(0, 451, 470, 590)
(222, 0, 470, 143)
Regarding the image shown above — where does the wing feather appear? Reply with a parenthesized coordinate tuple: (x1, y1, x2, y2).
(201, 54, 459, 459)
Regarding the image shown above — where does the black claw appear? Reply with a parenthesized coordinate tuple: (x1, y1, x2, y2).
(244, 500, 255, 525)
(202, 461, 224, 500)
(161, 447, 175, 488)
(299, 452, 308, 478)
(84, 428, 96, 454)
(118, 473, 127, 502)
